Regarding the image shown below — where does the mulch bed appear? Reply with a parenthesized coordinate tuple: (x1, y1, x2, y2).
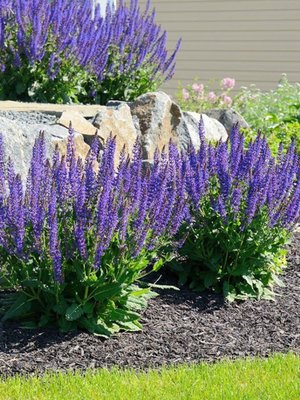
(0, 231, 299, 377)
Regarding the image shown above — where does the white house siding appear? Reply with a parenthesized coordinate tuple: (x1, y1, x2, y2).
(136, 0, 300, 94)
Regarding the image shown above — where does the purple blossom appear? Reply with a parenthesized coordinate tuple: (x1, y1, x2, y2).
(0, 0, 181, 97)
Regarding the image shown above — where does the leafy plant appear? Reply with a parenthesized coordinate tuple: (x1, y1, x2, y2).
(0, 0, 181, 104)
(176, 77, 235, 112)
(0, 131, 187, 335)
(233, 74, 300, 153)
(172, 122, 300, 301)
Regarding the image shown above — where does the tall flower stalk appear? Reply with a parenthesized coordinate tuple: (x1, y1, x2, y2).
(0, 0, 181, 103)
(174, 123, 300, 301)
(0, 129, 188, 335)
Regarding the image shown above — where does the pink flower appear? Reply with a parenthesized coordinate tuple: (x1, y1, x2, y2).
(221, 94, 233, 107)
(182, 88, 190, 101)
(221, 77, 235, 90)
(192, 83, 204, 94)
(207, 91, 217, 102)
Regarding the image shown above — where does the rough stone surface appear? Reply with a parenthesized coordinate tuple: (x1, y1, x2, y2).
(205, 108, 249, 134)
(130, 92, 191, 160)
(184, 112, 228, 149)
(0, 111, 57, 125)
(0, 101, 102, 118)
(0, 117, 89, 180)
(58, 111, 99, 137)
(92, 103, 138, 158)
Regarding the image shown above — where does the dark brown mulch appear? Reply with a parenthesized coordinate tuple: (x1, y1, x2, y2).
(0, 231, 299, 377)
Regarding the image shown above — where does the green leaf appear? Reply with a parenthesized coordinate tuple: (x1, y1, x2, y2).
(65, 303, 84, 321)
(2, 293, 32, 322)
(93, 282, 122, 301)
(53, 299, 68, 315)
(124, 296, 148, 312)
(152, 258, 164, 272)
(118, 320, 142, 332)
(242, 275, 254, 289)
(148, 283, 179, 291)
(21, 279, 41, 288)
(15, 82, 26, 95)
(38, 314, 50, 328)
(20, 321, 38, 329)
(58, 318, 77, 332)
(109, 308, 140, 323)
(204, 273, 217, 288)
(83, 301, 94, 315)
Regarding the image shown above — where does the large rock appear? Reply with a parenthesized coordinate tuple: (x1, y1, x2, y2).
(129, 92, 190, 160)
(58, 111, 98, 137)
(92, 103, 138, 159)
(0, 117, 89, 180)
(205, 109, 249, 134)
(183, 112, 228, 150)
(129, 92, 228, 160)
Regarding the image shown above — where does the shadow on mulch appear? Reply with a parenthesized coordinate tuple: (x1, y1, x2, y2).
(0, 232, 299, 377)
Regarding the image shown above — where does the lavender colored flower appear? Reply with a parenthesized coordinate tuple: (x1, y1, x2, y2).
(0, 0, 181, 103)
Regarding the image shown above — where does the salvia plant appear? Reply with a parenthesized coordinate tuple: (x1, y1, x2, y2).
(0, 130, 188, 335)
(0, 0, 181, 104)
(173, 122, 300, 301)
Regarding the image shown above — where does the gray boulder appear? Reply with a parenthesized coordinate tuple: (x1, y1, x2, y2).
(129, 92, 229, 160)
(183, 112, 228, 150)
(0, 117, 88, 180)
(205, 108, 249, 134)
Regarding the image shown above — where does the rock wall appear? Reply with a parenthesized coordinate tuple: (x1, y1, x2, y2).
(0, 92, 247, 180)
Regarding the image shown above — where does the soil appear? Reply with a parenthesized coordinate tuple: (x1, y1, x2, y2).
(0, 231, 299, 377)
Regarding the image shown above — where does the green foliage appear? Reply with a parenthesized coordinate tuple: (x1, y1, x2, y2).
(234, 74, 300, 130)
(176, 77, 235, 112)
(173, 198, 289, 301)
(94, 56, 162, 104)
(0, 56, 91, 104)
(177, 74, 300, 155)
(233, 74, 300, 153)
(0, 237, 164, 336)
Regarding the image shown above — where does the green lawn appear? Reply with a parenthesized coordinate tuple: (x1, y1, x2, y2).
(0, 353, 299, 400)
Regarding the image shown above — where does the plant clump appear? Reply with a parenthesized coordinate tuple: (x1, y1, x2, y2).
(0, 122, 299, 335)
(173, 122, 300, 301)
(0, 0, 181, 104)
(0, 130, 188, 335)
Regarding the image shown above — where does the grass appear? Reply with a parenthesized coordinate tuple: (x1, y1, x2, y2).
(0, 353, 299, 400)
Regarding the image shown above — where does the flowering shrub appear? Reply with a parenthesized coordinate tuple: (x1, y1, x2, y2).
(0, 130, 187, 335)
(177, 77, 235, 112)
(173, 122, 300, 301)
(0, 0, 180, 104)
(234, 74, 300, 153)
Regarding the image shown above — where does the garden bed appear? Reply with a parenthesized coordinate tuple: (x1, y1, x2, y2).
(0, 230, 299, 377)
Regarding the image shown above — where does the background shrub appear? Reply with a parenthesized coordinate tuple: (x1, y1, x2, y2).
(234, 74, 300, 154)
(0, 0, 180, 104)
(0, 131, 187, 335)
(177, 77, 235, 112)
(177, 74, 300, 155)
(172, 122, 300, 301)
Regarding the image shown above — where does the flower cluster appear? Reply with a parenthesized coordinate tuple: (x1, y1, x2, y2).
(0, 120, 299, 333)
(175, 122, 300, 300)
(177, 77, 235, 112)
(0, 0, 181, 103)
(0, 129, 188, 334)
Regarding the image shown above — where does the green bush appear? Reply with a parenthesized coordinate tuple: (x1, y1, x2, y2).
(234, 74, 300, 153)
(0, 132, 186, 335)
(172, 125, 299, 301)
(0, 0, 180, 104)
(176, 77, 235, 112)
